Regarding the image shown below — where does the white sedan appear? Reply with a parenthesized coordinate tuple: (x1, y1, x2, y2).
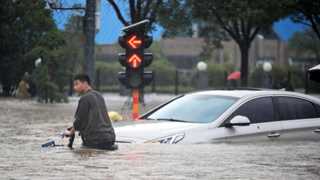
(115, 90, 320, 144)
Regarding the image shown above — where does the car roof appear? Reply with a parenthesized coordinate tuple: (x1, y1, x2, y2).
(189, 90, 320, 102)
(190, 90, 258, 98)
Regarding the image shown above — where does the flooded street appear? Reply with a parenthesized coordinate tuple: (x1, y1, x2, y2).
(1, 95, 320, 180)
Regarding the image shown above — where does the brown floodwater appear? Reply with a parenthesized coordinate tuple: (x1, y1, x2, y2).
(1, 96, 320, 180)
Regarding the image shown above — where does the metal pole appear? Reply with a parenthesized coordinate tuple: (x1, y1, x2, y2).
(132, 89, 140, 120)
(175, 69, 179, 95)
(152, 71, 156, 93)
(84, 0, 96, 84)
(305, 66, 309, 94)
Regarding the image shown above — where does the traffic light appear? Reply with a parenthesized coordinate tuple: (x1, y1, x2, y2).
(118, 30, 154, 89)
(117, 20, 153, 120)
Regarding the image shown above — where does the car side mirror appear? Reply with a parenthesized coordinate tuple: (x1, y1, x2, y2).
(225, 115, 250, 128)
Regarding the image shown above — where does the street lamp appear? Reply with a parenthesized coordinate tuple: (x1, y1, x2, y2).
(35, 58, 42, 67)
(197, 61, 208, 72)
(257, 34, 264, 64)
(196, 61, 208, 90)
(263, 62, 272, 88)
(263, 62, 272, 72)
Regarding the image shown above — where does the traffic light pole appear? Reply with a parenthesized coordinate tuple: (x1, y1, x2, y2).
(132, 88, 140, 120)
(117, 20, 153, 121)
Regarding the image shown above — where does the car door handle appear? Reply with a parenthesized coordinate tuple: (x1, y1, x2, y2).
(313, 128, 320, 134)
(267, 132, 281, 138)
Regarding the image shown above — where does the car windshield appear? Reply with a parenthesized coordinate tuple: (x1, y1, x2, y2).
(147, 94, 238, 123)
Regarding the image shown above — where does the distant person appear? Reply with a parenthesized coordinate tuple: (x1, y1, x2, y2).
(64, 74, 117, 150)
(16, 75, 31, 99)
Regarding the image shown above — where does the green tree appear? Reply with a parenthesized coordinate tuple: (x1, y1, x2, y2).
(107, 0, 162, 28)
(290, 0, 320, 40)
(63, 15, 85, 75)
(0, 0, 55, 96)
(107, 1, 198, 36)
(288, 29, 320, 62)
(157, 0, 193, 37)
(191, 0, 288, 86)
(28, 29, 69, 103)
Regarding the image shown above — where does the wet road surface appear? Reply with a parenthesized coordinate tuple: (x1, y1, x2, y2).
(1, 95, 320, 180)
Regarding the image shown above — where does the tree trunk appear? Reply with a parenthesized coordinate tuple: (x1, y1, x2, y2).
(239, 44, 250, 87)
(84, 0, 96, 84)
(308, 16, 320, 41)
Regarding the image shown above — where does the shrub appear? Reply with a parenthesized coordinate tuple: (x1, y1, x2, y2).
(149, 59, 176, 86)
(207, 63, 234, 88)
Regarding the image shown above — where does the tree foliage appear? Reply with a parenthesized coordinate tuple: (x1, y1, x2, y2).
(157, 0, 193, 37)
(288, 29, 320, 62)
(29, 15, 87, 103)
(27, 29, 69, 103)
(191, 0, 288, 86)
(107, 0, 162, 28)
(63, 15, 85, 74)
(290, 0, 320, 40)
(0, 0, 55, 96)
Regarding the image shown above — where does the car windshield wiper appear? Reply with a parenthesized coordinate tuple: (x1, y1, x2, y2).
(156, 118, 187, 122)
(144, 117, 156, 120)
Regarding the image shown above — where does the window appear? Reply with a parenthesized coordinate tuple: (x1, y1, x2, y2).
(228, 97, 275, 124)
(147, 95, 238, 123)
(315, 104, 320, 116)
(276, 97, 317, 120)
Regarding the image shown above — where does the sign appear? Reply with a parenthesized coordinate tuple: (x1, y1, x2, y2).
(128, 54, 142, 68)
(128, 35, 142, 49)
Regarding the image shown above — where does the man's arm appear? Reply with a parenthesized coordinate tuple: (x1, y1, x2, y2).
(73, 98, 90, 131)
(64, 127, 76, 149)
(64, 126, 75, 136)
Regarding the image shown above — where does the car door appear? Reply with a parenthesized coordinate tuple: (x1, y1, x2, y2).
(212, 97, 284, 143)
(274, 96, 320, 141)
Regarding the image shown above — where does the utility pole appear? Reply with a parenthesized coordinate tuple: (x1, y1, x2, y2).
(47, 0, 98, 83)
(84, 0, 96, 84)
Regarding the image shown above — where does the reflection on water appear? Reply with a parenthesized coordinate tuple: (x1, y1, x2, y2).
(1, 98, 320, 179)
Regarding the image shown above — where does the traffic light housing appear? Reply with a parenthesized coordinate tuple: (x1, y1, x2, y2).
(118, 30, 154, 89)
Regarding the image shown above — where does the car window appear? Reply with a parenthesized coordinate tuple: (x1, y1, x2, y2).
(227, 97, 275, 124)
(146, 94, 238, 123)
(276, 97, 317, 120)
(315, 104, 320, 116)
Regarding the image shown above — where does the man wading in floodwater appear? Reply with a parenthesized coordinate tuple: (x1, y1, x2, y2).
(64, 74, 117, 150)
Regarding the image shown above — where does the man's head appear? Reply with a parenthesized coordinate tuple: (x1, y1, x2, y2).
(73, 74, 91, 94)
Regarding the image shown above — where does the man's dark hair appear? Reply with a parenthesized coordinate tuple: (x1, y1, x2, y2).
(74, 74, 91, 85)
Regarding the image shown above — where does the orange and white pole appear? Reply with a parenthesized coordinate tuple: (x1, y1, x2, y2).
(132, 89, 140, 120)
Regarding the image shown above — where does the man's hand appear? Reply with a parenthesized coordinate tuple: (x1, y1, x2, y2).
(64, 127, 75, 137)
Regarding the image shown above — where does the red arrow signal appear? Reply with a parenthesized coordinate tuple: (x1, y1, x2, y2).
(128, 35, 142, 49)
(128, 54, 142, 68)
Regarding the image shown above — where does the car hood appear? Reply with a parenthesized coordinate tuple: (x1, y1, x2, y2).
(114, 120, 201, 143)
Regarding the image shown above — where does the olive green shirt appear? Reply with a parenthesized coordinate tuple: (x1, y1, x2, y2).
(73, 90, 115, 146)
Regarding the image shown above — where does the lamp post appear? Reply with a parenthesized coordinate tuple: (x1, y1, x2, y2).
(257, 34, 264, 63)
(34, 58, 42, 67)
(174, 69, 179, 95)
(197, 61, 208, 90)
(263, 62, 272, 88)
